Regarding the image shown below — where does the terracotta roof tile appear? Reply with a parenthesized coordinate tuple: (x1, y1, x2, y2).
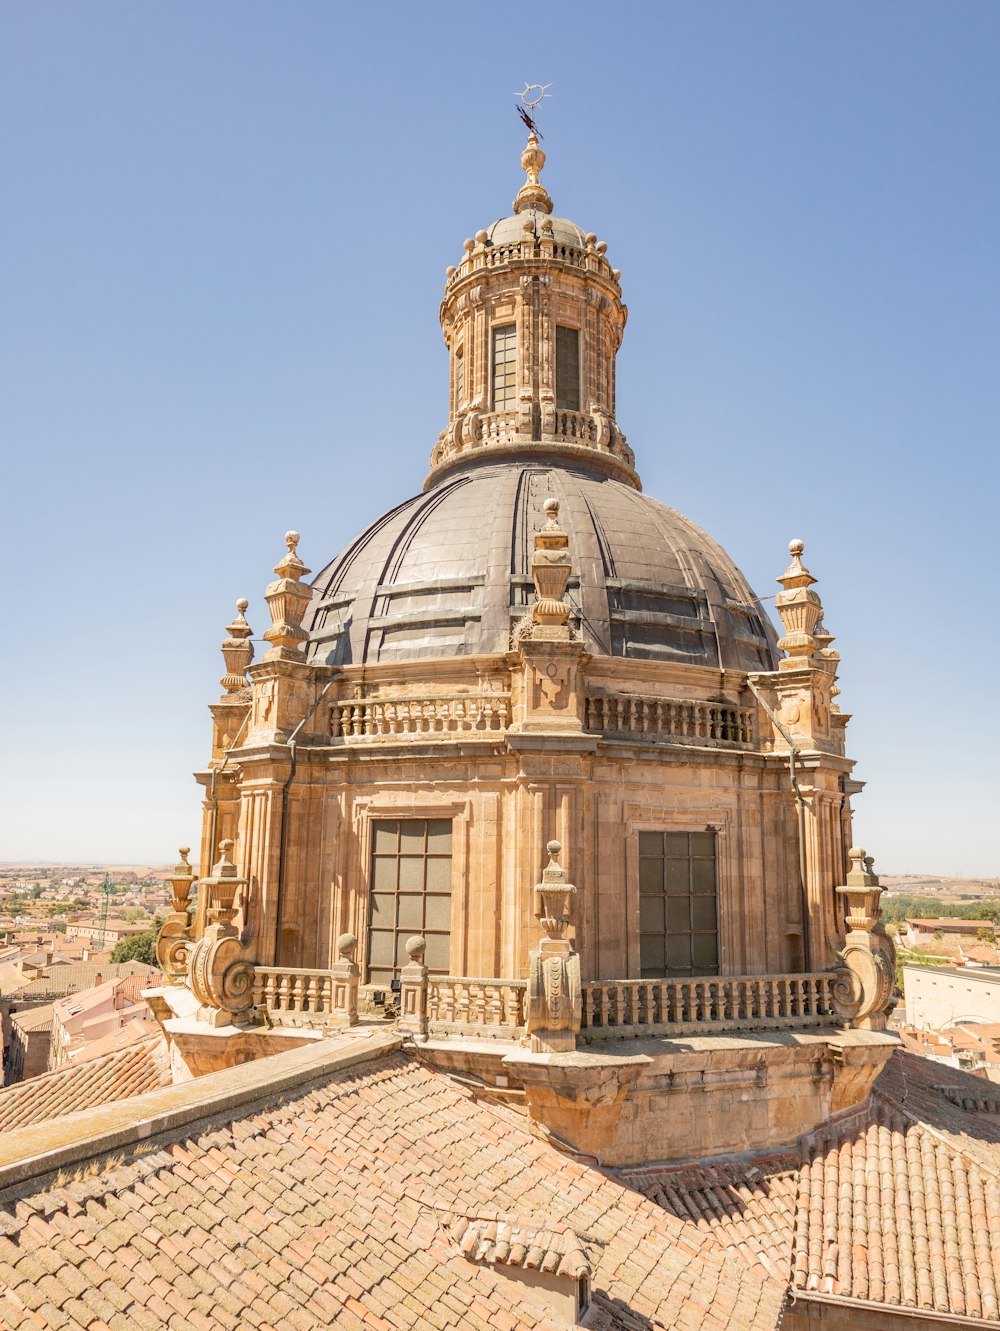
(0, 1050, 782, 1331)
(0, 1034, 170, 1132)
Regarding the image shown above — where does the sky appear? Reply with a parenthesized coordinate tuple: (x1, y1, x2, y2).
(1, 2, 997, 875)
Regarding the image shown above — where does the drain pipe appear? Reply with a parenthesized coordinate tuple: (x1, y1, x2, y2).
(272, 674, 338, 965)
(746, 677, 811, 974)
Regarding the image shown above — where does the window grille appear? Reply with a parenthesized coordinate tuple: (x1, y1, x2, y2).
(367, 819, 453, 984)
(638, 830, 719, 978)
(556, 325, 580, 411)
(492, 325, 517, 410)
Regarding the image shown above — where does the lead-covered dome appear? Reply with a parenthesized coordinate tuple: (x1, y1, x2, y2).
(305, 134, 777, 672)
(306, 461, 778, 671)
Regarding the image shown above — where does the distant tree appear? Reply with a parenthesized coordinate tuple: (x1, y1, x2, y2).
(30, 885, 43, 900)
(121, 906, 150, 924)
(51, 921, 67, 934)
(977, 927, 995, 943)
(110, 930, 157, 966)
(933, 930, 944, 941)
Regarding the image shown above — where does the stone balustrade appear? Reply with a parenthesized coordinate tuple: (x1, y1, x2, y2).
(449, 237, 614, 285)
(581, 972, 837, 1039)
(252, 965, 357, 1028)
(330, 693, 511, 741)
(585, 693, 755, 748)
(426, 976, 527, 1038)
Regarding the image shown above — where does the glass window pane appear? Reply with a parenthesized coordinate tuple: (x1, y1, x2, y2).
(368, 969, 392, 987)
(369, 931, 393, 965)
(667, 897, 690, 931)
(639, 859, 662, 895)
(372, 858, 397, 891)
(690, 831, 716, 857)
(370, 893, 395, 923)
(373, 823, 398, 853)
(425, 895, 451, 931)
(397, 896, 422, 930)
(399, 858, 424, 890)
(640, 897, 664, 931)
(691, 859, 716, 894)
(638, 832, 663, 858)
(665, 859, 690, 894)
(692, 935, 719, 970)
(399, 822, 425, 853)
(692, 897, 717, 932)
(424, 933, 450, 971)
(664, 832, 690, 858)
(666, 935, 692, 969)
(425, 857, 451, 891)
(640, 935, 665, 971)
(427, 821, 452, 852)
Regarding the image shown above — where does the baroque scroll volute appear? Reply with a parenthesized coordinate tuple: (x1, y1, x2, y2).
(831, 847, 895, 1031)
(187, 839, 256, 1026)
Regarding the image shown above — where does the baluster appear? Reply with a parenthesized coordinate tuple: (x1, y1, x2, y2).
(305, 975, 319, 1014)
(440, 983, 454, 1023)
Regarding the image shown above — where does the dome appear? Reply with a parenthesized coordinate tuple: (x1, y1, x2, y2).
(306, 460, 778, 671)
(484, 210, 589, 250)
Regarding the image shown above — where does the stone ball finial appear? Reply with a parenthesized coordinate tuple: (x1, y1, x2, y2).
(463, 237, 474, 253)
(220, 838, 234, 853)
(285, 531, 300, 554)
(405, 935, 427, 962)
(547, 839, 562, 858)
(236, 597, 249, 613)
(475, 229, 487, 245)
(337, 932, 358, 961)
(789, 538, 804, 557)
(179, 846, 190, 861)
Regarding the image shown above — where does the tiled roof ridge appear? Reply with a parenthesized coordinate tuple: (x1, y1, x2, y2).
(443, 1211, 592, 1279)
(0, 1029, 403, 1196)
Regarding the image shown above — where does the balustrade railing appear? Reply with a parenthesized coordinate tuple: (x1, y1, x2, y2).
(552, 409, 594, 443)
(427, 976, 526, 1038)
(330, 693, 510, 741)
(253, 967, 350, 1028)
(581, 972, 837, 1039)
(585, 693, 754, 748)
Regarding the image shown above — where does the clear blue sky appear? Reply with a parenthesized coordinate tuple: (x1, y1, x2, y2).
(1, 2, 997, 875)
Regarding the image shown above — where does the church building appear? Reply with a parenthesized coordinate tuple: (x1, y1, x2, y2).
(1, 127, 996, 1331)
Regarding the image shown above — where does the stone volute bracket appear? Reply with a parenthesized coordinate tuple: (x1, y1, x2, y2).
(155, 846, 197, 985)
(187, 839, 256, 1028)
(526, 842, 582, 1053)
(831, 847, 895, 1031)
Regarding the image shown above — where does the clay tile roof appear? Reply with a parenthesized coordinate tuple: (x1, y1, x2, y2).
(622, 1155, 799, 1282)
(10, 1002, 55, 1033)
(14, 960, 159, 1000)
(448, 1214, 591, 1279)
(0, 1046, 784, 1331)
(0, 1033, 170, 1133)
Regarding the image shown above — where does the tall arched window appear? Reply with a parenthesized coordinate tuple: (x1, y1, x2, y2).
(492, 325, 516, 409)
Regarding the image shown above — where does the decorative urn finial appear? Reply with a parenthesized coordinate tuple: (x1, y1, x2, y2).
(775, 538, 824, 669)
(220, 598, 254, 693)
(529, 498, 573, 638)
(263, 530, 313, 660)
(513, 133, 553, 215)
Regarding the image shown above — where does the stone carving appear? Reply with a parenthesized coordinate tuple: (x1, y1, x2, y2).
(831, 847, 895, 1031)
(529, 499, 572, 639)
(398, 934, 429, 1041)
(262, 531, 312, 661)
(187, 839, 256, 1027)
(775, 539, 823, 669)
(328, 932, 360, 1027)
(526, 842, 582, 1053)
(219, 599, 254, 694)
(155, 846, 196, 984)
